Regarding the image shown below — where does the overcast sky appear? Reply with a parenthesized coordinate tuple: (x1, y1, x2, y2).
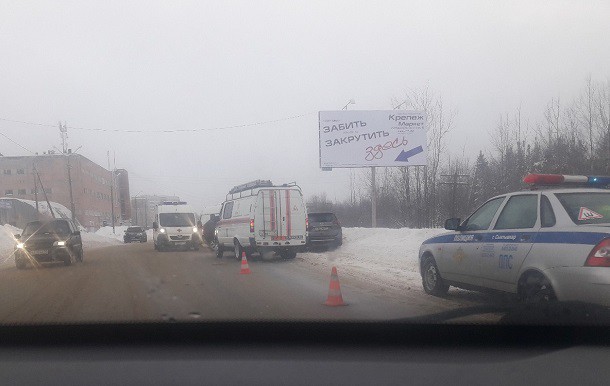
(1, 0, 609, 212)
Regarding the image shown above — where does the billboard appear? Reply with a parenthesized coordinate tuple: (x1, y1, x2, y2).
(319, 110, 427, 168)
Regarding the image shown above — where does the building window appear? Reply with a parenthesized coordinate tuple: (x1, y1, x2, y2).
(18, 189, 26, 195)
(17, 169, 25, 175)
(3, 169, 11, 175)
(5, 189, 13, 196)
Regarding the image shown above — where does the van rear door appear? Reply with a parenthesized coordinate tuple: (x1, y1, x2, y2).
(256, 189, 306, 243)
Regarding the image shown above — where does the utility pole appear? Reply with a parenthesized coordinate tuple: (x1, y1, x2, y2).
(67, 154, 75, 221)
(58, 123, 77, 221)
(34, 166, 55, 218)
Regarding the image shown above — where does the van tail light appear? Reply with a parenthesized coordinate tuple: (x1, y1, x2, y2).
(333, 219, 341, 227)
(306, 217, 309, 232)
(585, 238, 610, 267)
(250, 219, 255, 233)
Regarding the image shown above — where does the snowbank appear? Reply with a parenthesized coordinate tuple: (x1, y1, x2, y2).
(94, 226, 153, 242)
(1, 197, 76, 224)
(298, 227, 446, 293)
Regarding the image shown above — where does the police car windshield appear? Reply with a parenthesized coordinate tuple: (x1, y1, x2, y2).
(555, 193, 610, 225)
(159, 213, 196, 227)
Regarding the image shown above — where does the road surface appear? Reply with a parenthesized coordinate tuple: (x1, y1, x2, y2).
(0, 243, 497, 324)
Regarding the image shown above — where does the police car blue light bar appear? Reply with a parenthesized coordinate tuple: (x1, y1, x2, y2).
(523, 173, 610, 186)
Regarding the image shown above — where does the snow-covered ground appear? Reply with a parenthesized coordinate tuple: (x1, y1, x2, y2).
(298, 227, 446, 294)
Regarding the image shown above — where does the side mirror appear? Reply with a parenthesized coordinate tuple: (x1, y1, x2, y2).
(152, 222, 158, 230)
(73, 231, 81, 236)
(444, 218, 461, 231)
(14, 234, 20, 239)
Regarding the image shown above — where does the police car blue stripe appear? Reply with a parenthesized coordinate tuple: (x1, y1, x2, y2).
(422, 231, 610, 245)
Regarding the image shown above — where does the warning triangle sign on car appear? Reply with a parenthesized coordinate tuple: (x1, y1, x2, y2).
(578, 207, 604, 221)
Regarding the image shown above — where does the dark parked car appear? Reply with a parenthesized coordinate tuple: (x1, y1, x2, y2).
(124, 226, 147, 243)
(14, 219, 83, 269)
(306, 212, 342, 249)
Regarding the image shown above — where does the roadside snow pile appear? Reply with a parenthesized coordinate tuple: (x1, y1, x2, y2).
(95, 226, 130, 242)
(81, 230, 123, 249)
(299, 227, 446, 293)
(2, 198, 75, 224)
(94, 226, 153, 242)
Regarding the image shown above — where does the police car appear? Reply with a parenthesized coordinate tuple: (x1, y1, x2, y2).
(419, 174, 610, 306)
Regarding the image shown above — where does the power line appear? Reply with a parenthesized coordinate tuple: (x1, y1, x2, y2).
(0, 131, 35, 154)
(0, 112, 315, 134)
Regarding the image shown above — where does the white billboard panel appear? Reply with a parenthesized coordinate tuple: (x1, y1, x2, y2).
(319, 110, 427, 168)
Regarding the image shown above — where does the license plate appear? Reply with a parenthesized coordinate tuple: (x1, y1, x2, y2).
(174, 242, 186, 245)
(32, 250, 48, 255)
(315, 227, 329, 231)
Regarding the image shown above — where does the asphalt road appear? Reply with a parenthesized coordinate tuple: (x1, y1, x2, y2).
(0, 243, 496, 324)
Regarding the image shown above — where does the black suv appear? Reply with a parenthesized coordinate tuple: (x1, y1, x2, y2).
(14, 219, 83, 269)
(306, 212, 342, 249)
(124, 226, 147, 243)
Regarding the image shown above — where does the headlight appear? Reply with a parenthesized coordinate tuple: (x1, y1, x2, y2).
(55, 241, 66, 246)
(16, 243, 24, 249)
(159, 228, 166, 233)
(192, 227, 198, 233)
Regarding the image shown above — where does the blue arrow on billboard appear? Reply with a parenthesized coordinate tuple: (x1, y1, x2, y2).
(395, 146, 424, 162)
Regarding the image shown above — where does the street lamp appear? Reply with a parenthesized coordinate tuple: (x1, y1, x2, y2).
(393, 100, 408, 110)
(341, 99, 356, 110)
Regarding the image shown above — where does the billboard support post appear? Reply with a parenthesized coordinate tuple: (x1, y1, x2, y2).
(371, 166, 377, 228)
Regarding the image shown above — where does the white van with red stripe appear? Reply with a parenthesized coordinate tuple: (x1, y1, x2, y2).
(214, 180, 307, 260)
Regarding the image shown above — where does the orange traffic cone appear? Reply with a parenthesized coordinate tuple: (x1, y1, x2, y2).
(324, 266, 346, 306)
(240, 252, 251, 275)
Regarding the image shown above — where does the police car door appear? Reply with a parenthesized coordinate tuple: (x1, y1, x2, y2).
(441, 196, 505, 285)
(482, 193, 539, 292)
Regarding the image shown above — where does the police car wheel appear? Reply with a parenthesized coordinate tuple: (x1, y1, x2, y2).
(422, 257, 449, 296)
(518, 272, 557, 303)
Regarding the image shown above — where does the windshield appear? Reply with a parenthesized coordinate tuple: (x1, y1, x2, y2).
(1, 1, 610, 328)
(159, 213, 196, 228)
(555, 193, 610, 225)
(22, 221, 71, 237)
